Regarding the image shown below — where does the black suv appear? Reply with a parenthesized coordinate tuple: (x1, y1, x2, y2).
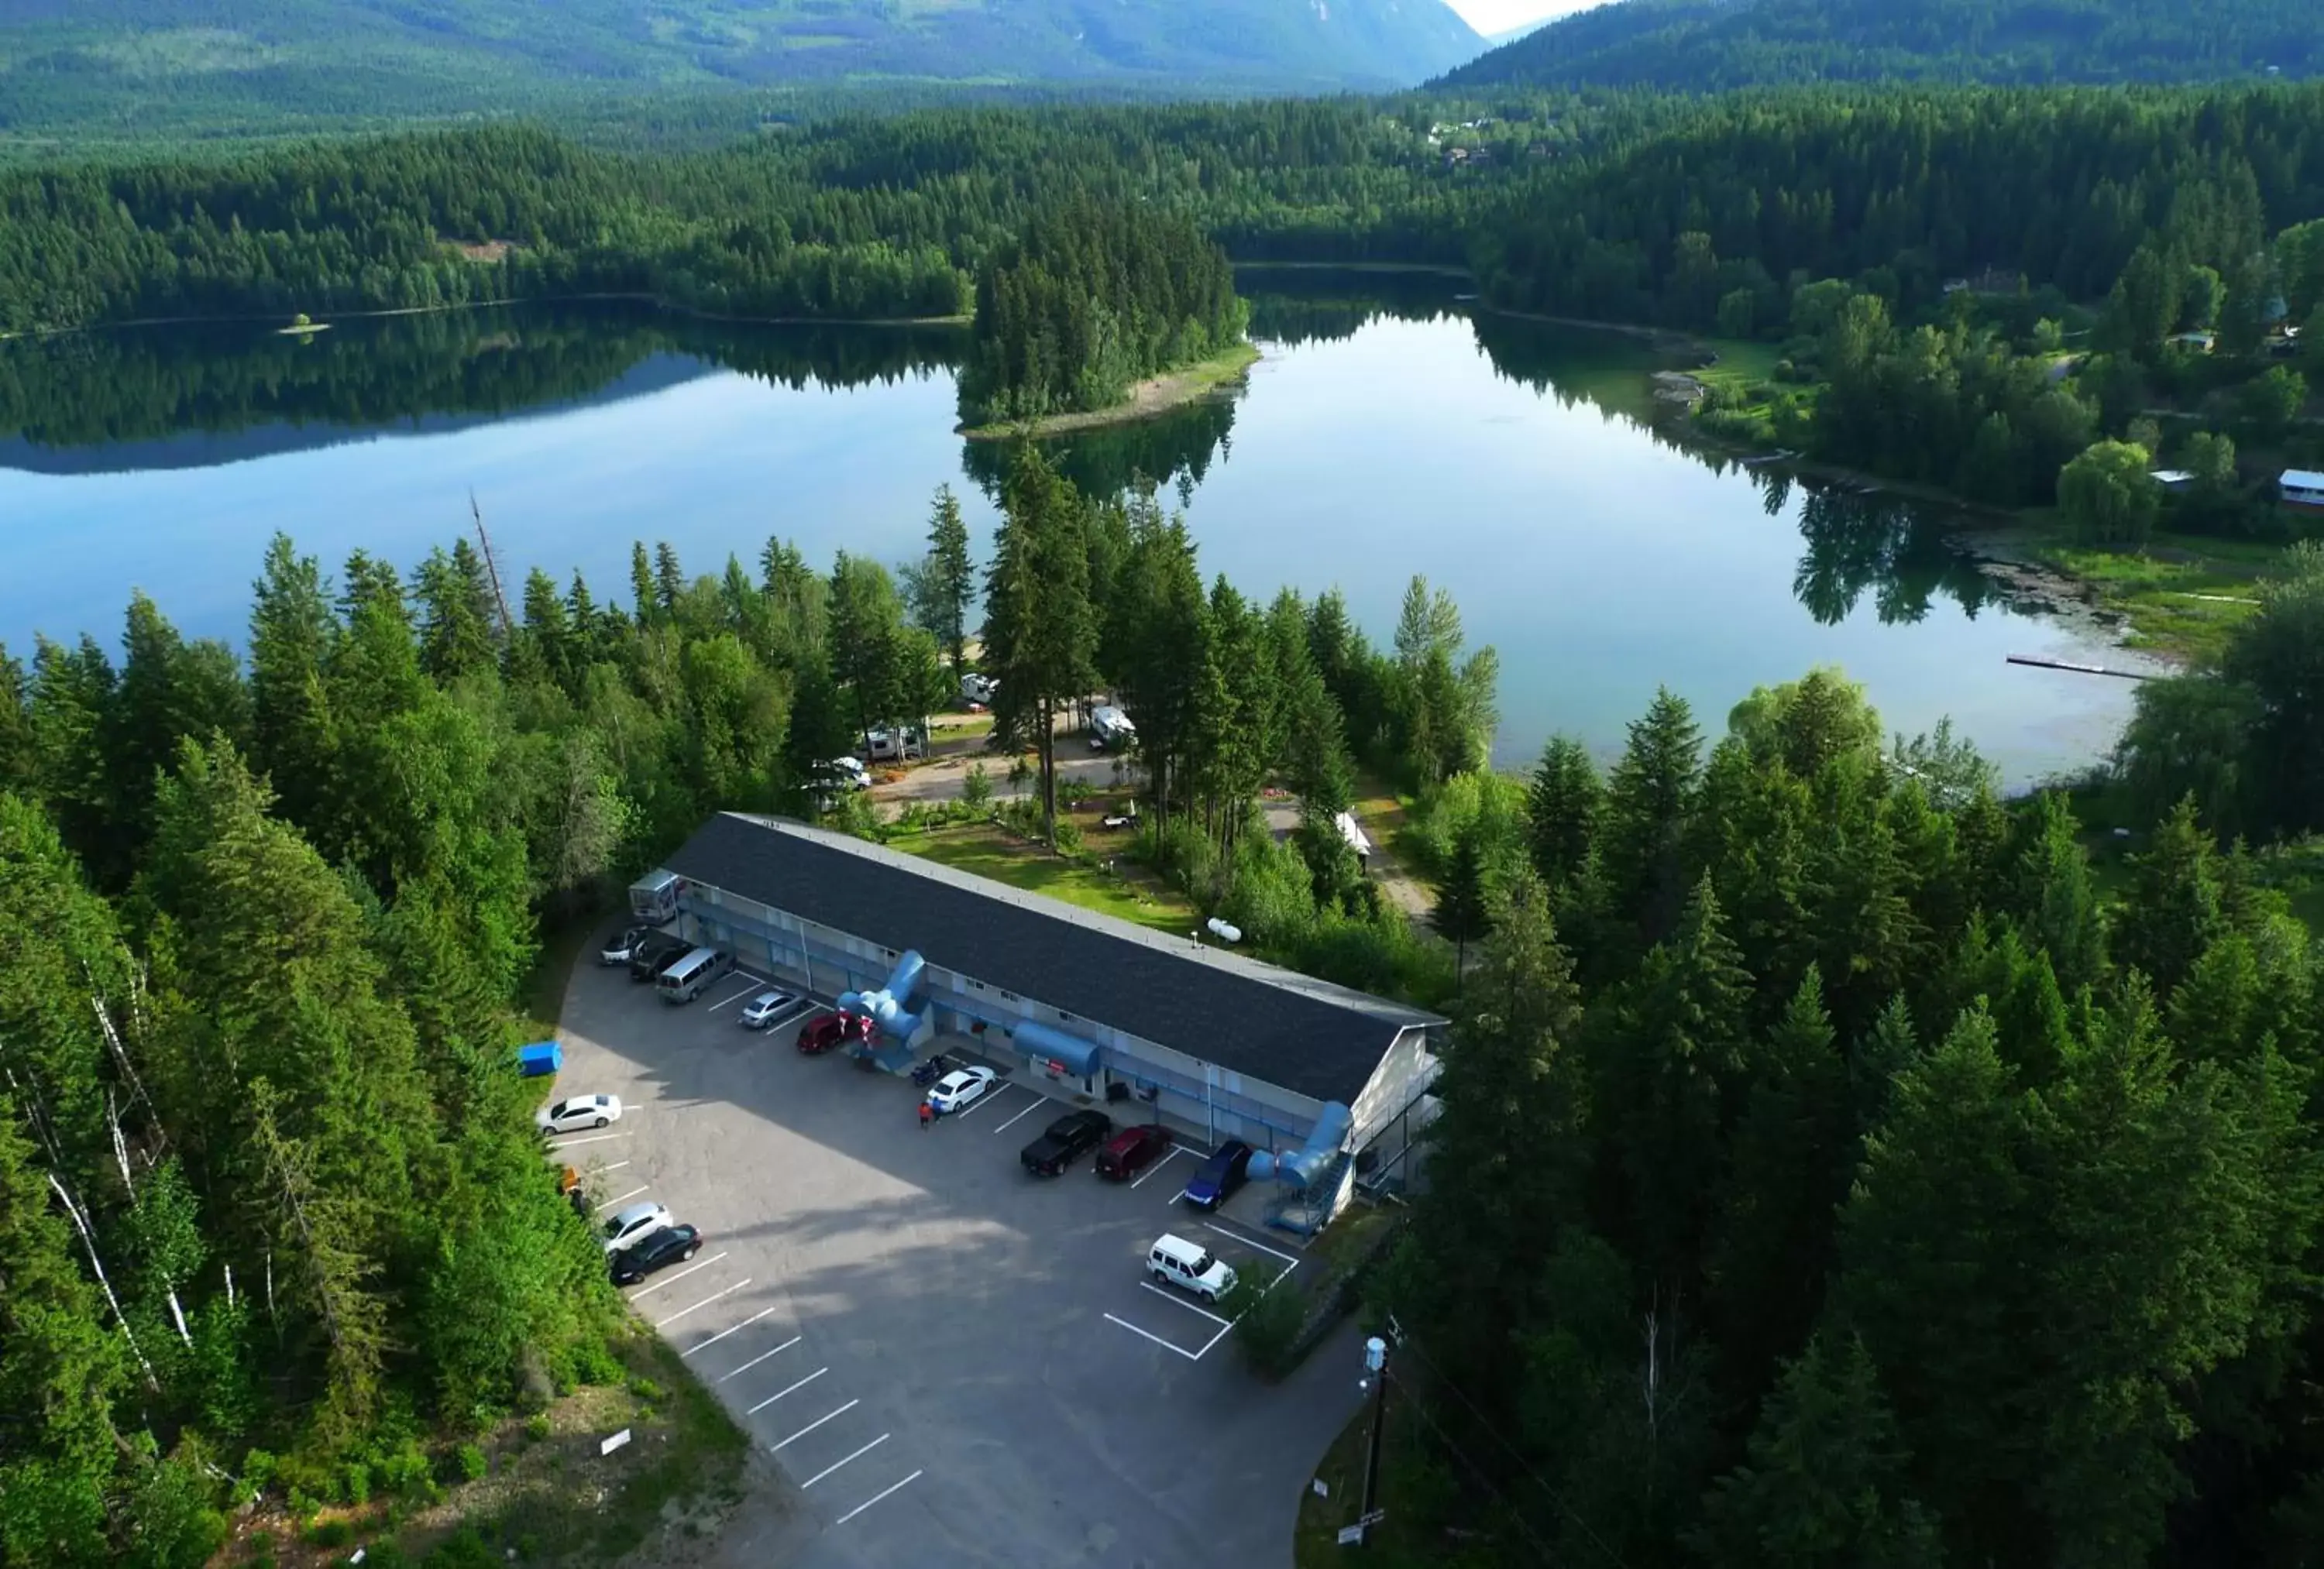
(1020, 1110, 1113, 1176)
(627, 930, 689, 982)
(610, 1224, 702, 1286)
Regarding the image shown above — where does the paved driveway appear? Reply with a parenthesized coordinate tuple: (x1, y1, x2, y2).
(552, 946, 1367, 1569)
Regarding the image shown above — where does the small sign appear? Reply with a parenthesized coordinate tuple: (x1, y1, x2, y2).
(1336, 1525, 1366, 1546)
(1312, 1478, 1329, 1498)
(600, 1429, 632, 1457)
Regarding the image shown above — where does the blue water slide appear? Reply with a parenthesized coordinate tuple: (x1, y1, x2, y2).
(838, 949, 928, 1042)
(1248, 1101, 1353, 1188)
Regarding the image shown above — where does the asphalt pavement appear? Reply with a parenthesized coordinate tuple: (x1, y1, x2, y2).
(548, 943, 1368, 1569)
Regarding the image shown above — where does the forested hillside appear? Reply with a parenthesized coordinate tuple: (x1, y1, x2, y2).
(1446, 0, 2324, 89)
(0, 0, 1482, 140)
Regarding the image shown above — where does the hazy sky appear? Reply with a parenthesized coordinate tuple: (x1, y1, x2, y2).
(1442, 0, 1605, 38)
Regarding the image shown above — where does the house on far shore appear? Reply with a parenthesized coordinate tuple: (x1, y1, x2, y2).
(2150, 469, 2196, 493)
(2279, 469, 2324, 513)
(2168, 331, 2217, 353)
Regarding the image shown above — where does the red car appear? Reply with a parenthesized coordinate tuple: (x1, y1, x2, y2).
(796, 1011, 873, 1055)
(1095, 1123, 1172, 1182)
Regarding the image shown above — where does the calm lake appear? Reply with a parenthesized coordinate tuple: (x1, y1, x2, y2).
(0, 280, 2153, 786)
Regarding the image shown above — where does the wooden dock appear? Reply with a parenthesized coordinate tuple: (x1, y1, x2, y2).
(2006, 654, 2154, 681)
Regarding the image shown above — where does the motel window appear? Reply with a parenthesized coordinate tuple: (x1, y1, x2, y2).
(999, 989, 1019, 1001)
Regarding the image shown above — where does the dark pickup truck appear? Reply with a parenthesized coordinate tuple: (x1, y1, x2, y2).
(1020, 1109, 1113, 1176)
(626, 930, 690, 982)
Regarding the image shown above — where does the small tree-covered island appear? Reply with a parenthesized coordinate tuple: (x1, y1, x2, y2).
(957, 198, 1255, 437)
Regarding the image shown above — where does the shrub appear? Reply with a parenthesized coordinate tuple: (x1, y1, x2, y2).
(1219, 1269, 1308, 1381)
(1051, 815, 1085, 854)
(1058, 774, 1095, 807)
(423, 1529, 501, 1569)
(342, 1462, 370, 1505)
(304, 1518, 355, 1549)
(961, 760, 993, 809)
(454, 1443, 487, 1483)
(626, 1375, 664, 1402)
(524, 1413, 553, 1443)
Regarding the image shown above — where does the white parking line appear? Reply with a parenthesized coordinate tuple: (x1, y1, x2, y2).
(801, 1433, 889, 1489)
(717, 1337, 801, 1382)
(1131, 1145, 1194, 1190)
(706, 982, 763, 1013)
(1139, 1281, 1232, 1326)
(746, 1367, 825, 1413)
(835, 1469, 924, 1525)
(627, 1252, 728, 1299)
(948, 1083, 1014, 1122)
(684, 1307, 778, 1358)
(655, 1279, 751, 1329)
(597, 1161, 631, 1173)
(550, 1131, 630, 1148)
(1208, 1217, 1301, 1273)
(594, 1185, 650, 1212)
(992, 1096, 1045, 1135)
(1103, 1313, 1200, 1360)
(772, 1399, 859, 1451)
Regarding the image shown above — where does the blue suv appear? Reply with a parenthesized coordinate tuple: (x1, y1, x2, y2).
(1181, 1139, 1253, 1210)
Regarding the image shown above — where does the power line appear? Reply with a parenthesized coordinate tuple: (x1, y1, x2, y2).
(1394, 1329, 1628, 1569)
(1385, 1368, 1563, 1569)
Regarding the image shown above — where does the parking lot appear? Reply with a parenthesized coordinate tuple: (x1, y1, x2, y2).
(548, 935, 1367, 1569)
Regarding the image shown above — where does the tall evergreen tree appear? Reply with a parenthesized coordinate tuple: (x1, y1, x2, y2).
(1602, 686, 1704, 946)
(982, 447, 1097, 845)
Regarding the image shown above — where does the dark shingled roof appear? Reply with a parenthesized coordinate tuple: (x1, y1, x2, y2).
(663, 814, 1438, 1105)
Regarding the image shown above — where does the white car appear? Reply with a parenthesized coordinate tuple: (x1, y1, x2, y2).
(599, 1201, 675, 1254)
(537, 1093, 622, 1135)
(738, 990, 800, 1029)
(925, 1066, 998, 1115)
(818, 757, 873, 791)
(600, 926, 651, 965)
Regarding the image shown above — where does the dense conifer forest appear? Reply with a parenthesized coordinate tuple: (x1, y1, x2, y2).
(957, 198, 1247, 423)
(10, 49, 2324, 1569)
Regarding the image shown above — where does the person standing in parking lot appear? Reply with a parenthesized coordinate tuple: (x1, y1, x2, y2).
(920, 1100, 934, 1130)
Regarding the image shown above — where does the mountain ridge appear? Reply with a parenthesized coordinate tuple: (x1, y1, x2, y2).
(1444, 0, 2324, 89)
(0, 0, 1486, 134)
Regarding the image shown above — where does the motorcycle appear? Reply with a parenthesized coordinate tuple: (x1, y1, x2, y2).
(909, 1052, 954, 1087)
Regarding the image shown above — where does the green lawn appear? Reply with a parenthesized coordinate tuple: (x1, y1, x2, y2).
(2020, 522, 2279, 664)
(885, 822, 1198, 935)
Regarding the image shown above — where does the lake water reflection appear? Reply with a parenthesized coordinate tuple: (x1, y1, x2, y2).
(0, 285, 2150, 786)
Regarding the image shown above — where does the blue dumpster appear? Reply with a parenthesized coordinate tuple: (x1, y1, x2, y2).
(517, 1041, 562, 1078)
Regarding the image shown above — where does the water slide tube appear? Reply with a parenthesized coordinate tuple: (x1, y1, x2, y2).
(1247, 1101, 1353, 1189)
(838, 949, 927, 1042)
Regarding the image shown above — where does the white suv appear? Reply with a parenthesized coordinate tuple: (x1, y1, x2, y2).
(1148, 1233, 1236, 1303)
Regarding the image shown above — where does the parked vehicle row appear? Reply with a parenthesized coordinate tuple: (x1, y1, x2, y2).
(611, 1222, 703, 1286)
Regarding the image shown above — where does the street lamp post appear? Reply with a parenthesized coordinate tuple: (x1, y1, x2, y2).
(1357, 1335, 1389, 1542)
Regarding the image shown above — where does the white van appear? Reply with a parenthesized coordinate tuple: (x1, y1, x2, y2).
(1147, 1233, 1237, 1303)
(656, 946, 733, 1004)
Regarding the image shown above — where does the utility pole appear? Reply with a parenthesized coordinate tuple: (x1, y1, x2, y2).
(1356, 1334, 1390, 1543)
(471, 489, 514, 642)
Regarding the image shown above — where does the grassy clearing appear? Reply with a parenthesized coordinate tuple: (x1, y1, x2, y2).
(1696, 336, 1786, 390)
(960, 342, 1260, 440)
(2015, 522, 2278, 664)
(1293, 1385, 1428, 1566)
(225, 1330, 751, 1569)
(885, 821, 1198, 935)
